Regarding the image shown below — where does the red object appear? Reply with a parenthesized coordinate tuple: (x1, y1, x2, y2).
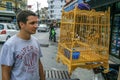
(27, 5, 32, 8)
(0, 30, 6, 34)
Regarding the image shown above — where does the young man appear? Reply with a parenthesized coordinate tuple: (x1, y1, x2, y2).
(0, 10, 45, 80)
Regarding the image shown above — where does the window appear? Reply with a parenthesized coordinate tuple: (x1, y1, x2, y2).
(61, 0, 63, 2)
(50, 10, 54, 13)
(10, 24, 17, 30)
(116, 2, 120, 9)
(50, 15, 53, 18)
(0, 24, 4, 30)
(51, 5, 54, 8)
(50, 1, 53, 4)
(7, 25, 12, 29)
(6, 2, 12, 11)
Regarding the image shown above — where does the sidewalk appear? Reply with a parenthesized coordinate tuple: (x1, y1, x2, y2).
(40, 38, 105, 80)
(40, 28, 118, 80)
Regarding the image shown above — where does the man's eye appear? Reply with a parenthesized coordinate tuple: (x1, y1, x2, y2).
(30, 22, 38, 25)
(30, 22, 35, 24)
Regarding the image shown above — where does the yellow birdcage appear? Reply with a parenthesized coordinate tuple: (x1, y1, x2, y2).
(56, 6, 110, 75)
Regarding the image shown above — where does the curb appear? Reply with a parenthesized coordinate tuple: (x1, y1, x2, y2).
(40, 44, 49, 47)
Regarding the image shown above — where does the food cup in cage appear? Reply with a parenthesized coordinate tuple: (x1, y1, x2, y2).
(72, 51, 80, 60)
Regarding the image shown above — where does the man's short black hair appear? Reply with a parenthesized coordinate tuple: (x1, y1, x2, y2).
(16, 10, 37, 29)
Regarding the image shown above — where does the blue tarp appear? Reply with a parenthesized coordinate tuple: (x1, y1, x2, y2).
(64, 0, 90, 12)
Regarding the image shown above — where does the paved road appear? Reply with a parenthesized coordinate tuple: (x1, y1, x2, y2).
(34, 29, 68, 71)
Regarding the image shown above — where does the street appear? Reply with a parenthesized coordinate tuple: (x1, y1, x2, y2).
(31, 28, 105, 80)
(34, 29, 68, 71)
(0, 28, 105, 80)
(0, 0, 120, 80)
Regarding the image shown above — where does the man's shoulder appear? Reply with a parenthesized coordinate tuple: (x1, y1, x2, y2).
(31, 36, 39, 42)
(4, 35, 17, 45)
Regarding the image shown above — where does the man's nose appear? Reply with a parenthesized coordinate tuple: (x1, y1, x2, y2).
(34, 23, 38, 28)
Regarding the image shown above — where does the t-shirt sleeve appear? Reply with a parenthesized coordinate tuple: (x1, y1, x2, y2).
(0, 44, 15, 66)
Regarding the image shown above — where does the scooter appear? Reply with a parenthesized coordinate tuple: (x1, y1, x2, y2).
(49, 28, 56, 42)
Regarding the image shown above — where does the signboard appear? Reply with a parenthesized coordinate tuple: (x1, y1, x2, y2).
(88, 0, 120, 8)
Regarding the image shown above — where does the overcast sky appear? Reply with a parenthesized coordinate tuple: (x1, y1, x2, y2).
(27, 0, 48, 11)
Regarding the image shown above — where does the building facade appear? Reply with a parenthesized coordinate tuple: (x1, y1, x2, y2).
(39, 7, 48, 24)
(47, 0, 66, 23)
(0, 0, 27, 13)
(0, 0, 28, 23)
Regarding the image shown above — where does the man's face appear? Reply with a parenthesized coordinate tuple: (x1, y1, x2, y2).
(21, 16, 39, 34)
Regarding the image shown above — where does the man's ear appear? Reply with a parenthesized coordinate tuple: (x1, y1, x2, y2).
(19, 22, 25, 29)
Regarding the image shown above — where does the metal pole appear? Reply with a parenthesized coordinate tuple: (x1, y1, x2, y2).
(15, 0, 18, 13)
(37, 2, 40, 18)
(118, 67, 120, 80)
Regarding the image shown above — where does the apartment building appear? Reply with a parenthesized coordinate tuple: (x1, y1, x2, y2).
(0, 0, 27, 12)
(47, 0, 65, 22)
(0, 0, 27, 23)
(39, 7, 48, 24)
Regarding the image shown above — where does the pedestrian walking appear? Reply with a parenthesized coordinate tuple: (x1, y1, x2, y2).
(0, 10, 45, 80)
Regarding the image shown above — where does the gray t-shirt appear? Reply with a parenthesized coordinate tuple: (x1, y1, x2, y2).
(0, 35, 42, 80)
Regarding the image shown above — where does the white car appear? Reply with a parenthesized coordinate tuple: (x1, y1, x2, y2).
(0, 23, 18, 42)
(37, 24, 49, 32)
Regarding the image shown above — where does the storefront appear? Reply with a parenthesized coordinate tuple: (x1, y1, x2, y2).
(88, 0, 120, 59)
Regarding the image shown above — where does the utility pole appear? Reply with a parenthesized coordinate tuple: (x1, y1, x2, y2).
(15, 0, 18, 13)
(37, 2, 40, 18)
